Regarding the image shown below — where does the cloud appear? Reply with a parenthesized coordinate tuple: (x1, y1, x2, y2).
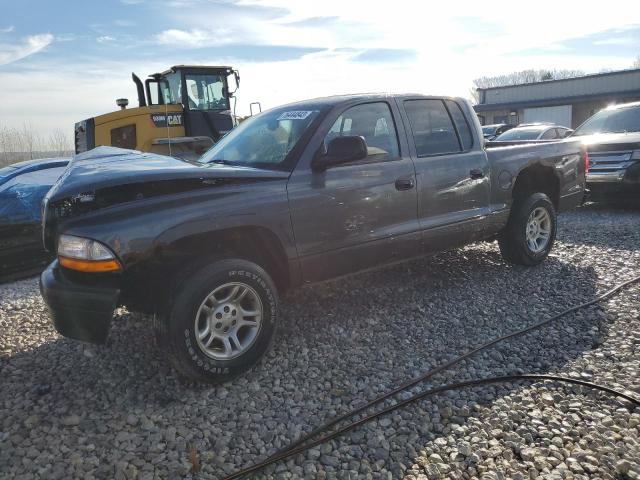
(281, 16, 339, 27)
(352, 48, 418, 63)
(0, 34, 54, 66)
(97, 35, 116, 43)
(154, 28, 233, 47)
(0, 26, 15, 33)
(2, 0, 640, 137)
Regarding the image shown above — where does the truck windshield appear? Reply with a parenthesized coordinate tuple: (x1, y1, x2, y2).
(572, 105, 640, 136)
(199, 107, 322, 170)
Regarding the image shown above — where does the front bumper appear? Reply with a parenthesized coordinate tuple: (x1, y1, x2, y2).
(40, 261, 120, 344)
(586, 171, 626, 183)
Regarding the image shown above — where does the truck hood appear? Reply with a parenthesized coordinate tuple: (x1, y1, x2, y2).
(47, 146, 289, 202)
(42, 147, 290, 252)
(576, 132, 640, 152)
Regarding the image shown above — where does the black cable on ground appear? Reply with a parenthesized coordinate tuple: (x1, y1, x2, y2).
(223, 374, 639, 479)
(217, 274, 640, 479)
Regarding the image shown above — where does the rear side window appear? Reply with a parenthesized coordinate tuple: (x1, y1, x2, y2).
(324, 102, 400, 161)
(404, 100, 461, 156)
(445, 100, 473, 150)
(540, 128, 557, 140)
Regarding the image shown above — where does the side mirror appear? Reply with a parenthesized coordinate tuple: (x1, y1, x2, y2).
(311, 136, 367, 172)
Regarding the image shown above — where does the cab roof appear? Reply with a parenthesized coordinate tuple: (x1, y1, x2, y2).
(159, 65, 234, 76)
(270, 93, 468, 111)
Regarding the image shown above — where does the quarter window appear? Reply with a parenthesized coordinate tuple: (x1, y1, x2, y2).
(404, 100, 461, 156)
(324, 102, 400, 161)
(540, 128, 558, 140)
(445, 100, 473, 150)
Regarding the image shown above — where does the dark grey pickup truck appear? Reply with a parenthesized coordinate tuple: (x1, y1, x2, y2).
(40, 94, 587, 382)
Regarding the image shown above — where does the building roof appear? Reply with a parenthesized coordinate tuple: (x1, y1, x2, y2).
(474, 90, 640, 112)
(475, 67, 640, 111)
(476, 67, 640, 92)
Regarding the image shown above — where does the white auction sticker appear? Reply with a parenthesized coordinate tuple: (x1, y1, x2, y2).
(277, 111, 313, 120)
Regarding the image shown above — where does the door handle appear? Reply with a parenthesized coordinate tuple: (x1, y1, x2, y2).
(469, 169, 484, 179)
(395, 177, 415, 191)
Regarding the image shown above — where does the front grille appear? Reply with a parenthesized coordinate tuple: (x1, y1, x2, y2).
(588, 150, 634, 173)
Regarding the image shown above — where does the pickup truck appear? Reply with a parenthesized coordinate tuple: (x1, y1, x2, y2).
(40, 94, 587, 383)
(570, 101, 640, 201)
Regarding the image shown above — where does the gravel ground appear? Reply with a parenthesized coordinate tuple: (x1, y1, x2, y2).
(1, 202, 639, 480)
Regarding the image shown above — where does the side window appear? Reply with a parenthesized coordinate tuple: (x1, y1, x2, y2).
(541, 128, 557, 140)
(404, 100, 461, 156)
(445, 99, 473, 150)
(324, 102, 400, 161)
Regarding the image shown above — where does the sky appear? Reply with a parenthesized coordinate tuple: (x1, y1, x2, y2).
(0, 0, 639, 137)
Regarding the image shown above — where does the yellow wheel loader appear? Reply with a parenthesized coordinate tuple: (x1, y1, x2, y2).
(74, 65, 240, 159)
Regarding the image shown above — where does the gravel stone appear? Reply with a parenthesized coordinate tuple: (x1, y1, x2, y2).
(1, 202, 639, 478)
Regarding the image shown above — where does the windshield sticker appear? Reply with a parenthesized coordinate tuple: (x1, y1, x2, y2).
(277, 111, 313, 120)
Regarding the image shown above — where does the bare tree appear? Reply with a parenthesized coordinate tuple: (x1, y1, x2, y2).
(470, 69, 586, 103)
(20, 123, 43, 160)
(0, 123, 73, 167)
(48, 129, 72, 157)
(473, 69, 585, 90)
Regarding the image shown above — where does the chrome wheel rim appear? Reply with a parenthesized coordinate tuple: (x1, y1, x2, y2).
(525, 207, 552, 253)
(194, 282, 263, 360)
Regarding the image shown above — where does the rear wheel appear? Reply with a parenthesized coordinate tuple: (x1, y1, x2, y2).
(156, 258, 278, 383)
(498, 193, 557, 266)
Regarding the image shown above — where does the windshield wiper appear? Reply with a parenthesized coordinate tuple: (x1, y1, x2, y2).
(205, 158, 234, 165)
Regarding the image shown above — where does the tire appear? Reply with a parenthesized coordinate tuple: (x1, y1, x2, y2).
(155, 258, 279, 383)
(498, 192, 557, 266)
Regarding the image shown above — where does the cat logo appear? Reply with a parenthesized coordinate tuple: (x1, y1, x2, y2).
(151, 114, 183, 128)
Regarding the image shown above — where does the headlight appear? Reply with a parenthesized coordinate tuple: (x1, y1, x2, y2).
(632, 150, 640, 160)
(57, 234, 122, 272)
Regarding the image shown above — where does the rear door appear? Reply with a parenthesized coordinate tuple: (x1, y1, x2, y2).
(399, 98, 490, 252)
(287, 100, 420, 283)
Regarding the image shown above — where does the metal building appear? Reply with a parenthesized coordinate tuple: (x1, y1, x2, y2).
(474, 68, 640, 128)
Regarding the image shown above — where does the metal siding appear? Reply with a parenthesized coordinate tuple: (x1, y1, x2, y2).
(482, 70, 640, 105)
(523, 105, 572, 127)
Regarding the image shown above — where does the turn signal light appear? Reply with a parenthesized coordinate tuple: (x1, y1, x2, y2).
(59, 256, 122, 273)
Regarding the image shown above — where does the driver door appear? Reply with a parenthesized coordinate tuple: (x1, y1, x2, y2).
(287, 101, 420, 283)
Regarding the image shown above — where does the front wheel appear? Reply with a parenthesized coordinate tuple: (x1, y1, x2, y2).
(498, 192, 557, 266)
(156, 258, 279, 383)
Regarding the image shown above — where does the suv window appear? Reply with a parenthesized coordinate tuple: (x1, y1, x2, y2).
(404, 100, 461, 156)
(445, 99, 473, 150)
(324, 102, 399, 161)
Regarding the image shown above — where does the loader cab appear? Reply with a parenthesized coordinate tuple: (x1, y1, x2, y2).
(75, 65, 240, 160)
(142, 65, 240, 141)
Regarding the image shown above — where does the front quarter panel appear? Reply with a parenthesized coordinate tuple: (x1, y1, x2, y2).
(58, 179, 295, 307)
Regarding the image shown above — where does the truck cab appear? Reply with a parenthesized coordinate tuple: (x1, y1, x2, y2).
(44, 93, 586, 383)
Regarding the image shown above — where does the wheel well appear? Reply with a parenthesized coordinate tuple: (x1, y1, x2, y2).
(512, 165, 560, 209)
(167, 226, 290, 293)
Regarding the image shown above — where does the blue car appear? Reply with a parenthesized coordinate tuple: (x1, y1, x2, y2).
(0, 157, 70, 281)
